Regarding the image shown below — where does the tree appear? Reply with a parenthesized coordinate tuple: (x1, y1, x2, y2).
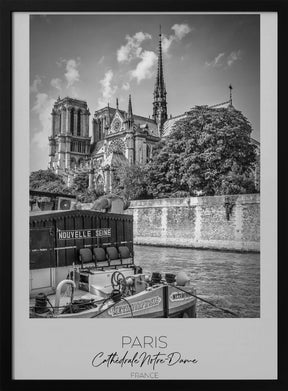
(113, 164, 151, 200)
(146, 106, 257, 197)
(69, 172, 104, 202)
(29, 169, 72, 194)
(70, 172, 89, 192)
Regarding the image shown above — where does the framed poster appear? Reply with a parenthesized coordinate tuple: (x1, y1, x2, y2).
(0, 0, 286, 389)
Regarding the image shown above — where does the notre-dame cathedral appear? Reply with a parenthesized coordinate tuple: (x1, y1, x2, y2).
(48, 30, 260, 193)
(48, 29, 167, 193)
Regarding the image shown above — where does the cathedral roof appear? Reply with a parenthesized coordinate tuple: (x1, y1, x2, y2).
(162, 113, 188, 137)
(95, 106, 156, 125)
(90, 139, 105, 155)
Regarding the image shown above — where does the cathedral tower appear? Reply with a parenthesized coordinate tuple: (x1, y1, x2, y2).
(152, 26, 168, 135)
(48, 97, 91, 172)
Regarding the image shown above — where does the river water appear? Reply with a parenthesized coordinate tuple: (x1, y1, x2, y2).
(133, 245, 260, 318)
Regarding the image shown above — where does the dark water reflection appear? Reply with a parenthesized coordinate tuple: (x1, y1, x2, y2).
(134, 245, 260, 318)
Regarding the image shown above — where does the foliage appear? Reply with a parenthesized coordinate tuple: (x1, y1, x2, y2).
(146, 106, 257, 197)
(29, 169, 72, 194)
(29, 169, 105, 203)
(77, 188, 105, 203)
(213, 163, 257, 195)
(70, 172, 89, 192)
(69, 172, 104, 202)
(113, 164, 152, 200)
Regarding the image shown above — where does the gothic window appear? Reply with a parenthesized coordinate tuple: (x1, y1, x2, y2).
(111, 118, 121, 133)
(93, 120, 97, 142)
(99, 120, 102, 140)
(77, 110, 81, 136)
(70, 108, 74, 134)
(146, 144, 151, 162)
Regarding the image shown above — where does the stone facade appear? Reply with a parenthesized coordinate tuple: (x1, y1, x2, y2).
(89, 97, 160, 193)
(127, 194, 260, 252)
(48, 97, 91, 171)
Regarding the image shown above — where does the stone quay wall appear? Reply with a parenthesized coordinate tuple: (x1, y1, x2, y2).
(127, 194, 260, 252)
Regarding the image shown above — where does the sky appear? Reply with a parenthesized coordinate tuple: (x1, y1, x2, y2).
(30, 13, 260, 172)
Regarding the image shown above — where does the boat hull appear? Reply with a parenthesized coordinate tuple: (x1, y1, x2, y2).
(31, 284, 197, 318)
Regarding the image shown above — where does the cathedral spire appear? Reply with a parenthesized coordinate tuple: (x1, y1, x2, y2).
(127, 94, 133, 119)
(107, 102, 111, 125)
(153, 25, 168, 136)
(127, 94, 134, 128)
(157, 25, 164, 90)
(229, 84, 233, 105)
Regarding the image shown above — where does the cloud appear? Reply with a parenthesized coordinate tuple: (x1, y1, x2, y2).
(30, 75, 42, 93)
(162, 35, 175, 54)
(117, 24, 192, 84)
(227, 50, 243, 67)
(31, 93, 55, 148)
(50, 78, 62, 91)
(64, 59, 80, 87)
(205, 50, 243, 69)
(98, 69, 117, 107)
(162, 23, 193, 55)
(117, 32, 152, 63)
(171, 23, 192, 40)
(205, 52, 225, 68)
(122, 82, 130, 91)
(130, 50, 158, 83)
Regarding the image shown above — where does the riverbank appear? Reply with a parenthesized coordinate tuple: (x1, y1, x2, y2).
(128, 194, 260, 253)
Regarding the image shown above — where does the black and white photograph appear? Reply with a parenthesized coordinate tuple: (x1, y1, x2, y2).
(29, 13, 260, 320)
(6, 6, 279, 383)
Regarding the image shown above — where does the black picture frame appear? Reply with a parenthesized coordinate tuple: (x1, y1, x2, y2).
(0, 0, 286, 390)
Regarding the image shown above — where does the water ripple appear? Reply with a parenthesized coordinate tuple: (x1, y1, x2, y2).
(134, 245, 260, 318)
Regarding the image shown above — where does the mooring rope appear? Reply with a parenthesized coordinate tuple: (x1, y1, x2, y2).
(169, 284, 240, 317)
